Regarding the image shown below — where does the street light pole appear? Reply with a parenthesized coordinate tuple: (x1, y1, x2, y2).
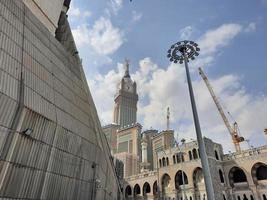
(180, 139, 187, 200)
(167, 40, 215, 200)
(156, 151, 161, 200)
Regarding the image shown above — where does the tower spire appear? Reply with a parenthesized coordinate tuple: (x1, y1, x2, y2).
(124, 58, 130, 78)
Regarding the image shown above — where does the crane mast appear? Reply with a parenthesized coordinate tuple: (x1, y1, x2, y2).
(198, 67, 244, 152)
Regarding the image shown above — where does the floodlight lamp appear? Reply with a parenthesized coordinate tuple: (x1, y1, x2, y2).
(21, 128, 33, 136)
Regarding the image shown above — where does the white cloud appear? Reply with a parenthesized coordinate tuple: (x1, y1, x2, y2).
(87, 23, 267, 152)
(68, 3, 91, 18)
(179, 26, 193, 40)
(245, 22, 256, 32)
(72, 17, 124, 55)
(90, 58, 267, 152)
(198, 23, 242, 56)
(109, 0, 123, 15)
(132, 11, 143, 22)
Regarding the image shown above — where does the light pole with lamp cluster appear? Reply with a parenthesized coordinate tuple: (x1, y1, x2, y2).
(167, 40, 215, 200)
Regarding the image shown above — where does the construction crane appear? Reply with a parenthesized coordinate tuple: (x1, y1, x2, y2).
(198, 67, 244, 153)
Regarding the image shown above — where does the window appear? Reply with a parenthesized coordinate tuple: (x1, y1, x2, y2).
(192, 148, 198, 159)
(166, 157, 169, 166)
(189, 151, 192, 160)
(162, 157, 166, 167)
(159, 159, 162, 167)
(215, 150, 219, 160)
(219, 169, 224, 183)
(173, 155, 176, 164)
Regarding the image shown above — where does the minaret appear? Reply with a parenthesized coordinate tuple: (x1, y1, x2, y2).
(113, 60, 138, 127)
(167, 107, 170, 130)
(140, 134, 150, 172)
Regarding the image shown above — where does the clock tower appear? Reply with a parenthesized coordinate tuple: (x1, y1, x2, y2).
(113, 60, 138, 127)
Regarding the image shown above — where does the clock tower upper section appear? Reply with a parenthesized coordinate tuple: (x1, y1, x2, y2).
(113, 60, 138, 127)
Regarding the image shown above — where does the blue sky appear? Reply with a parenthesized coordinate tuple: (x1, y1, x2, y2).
(68, 0, 267, 152)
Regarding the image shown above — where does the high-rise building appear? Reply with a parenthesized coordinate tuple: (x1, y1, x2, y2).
(0, 1, 120, 199)
(113, 61, 138, 128)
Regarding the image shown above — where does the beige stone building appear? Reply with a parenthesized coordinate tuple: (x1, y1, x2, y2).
(123, 134, 267, 200)
(103, 61, 267, 200)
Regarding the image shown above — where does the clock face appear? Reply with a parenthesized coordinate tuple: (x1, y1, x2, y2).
(125, 84, 133, 92)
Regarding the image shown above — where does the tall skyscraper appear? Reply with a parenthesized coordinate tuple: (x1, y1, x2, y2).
(113, 60, 138, 127)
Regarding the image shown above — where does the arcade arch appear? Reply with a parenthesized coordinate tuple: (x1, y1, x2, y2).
(133, 184, 141, 197)
(143, 182, 151, 196)
(229, 167, 248, 187)
(125, 185, 132, 197)
(161, 173, 171, 195)
(174, 170, 188, 189)
(251, 162, 267, 184)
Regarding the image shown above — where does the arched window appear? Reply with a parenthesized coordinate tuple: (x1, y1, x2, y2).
(133, 184, 141, 197)
(229, 167, 248, 187)
(161, 174, 171, 195)
(193, 167, 204, 190)
(243, 194, 248, 200)
(192, 148, 198, 159)
(190, 197, 192, 200)
(250, 195, 254, 200)
(173, 155, 176, 164)
(256, 165, 267, 180)
(166, 157, 169, 166)
(219, 169, 224, 183)
(175, 170, 188, 189)
(143, 182, 151, 196)
(251, 162, 267, 185)
(263, 194, 267, 200)
(181, 154, 185, 162)
(189, 151, 192, 160)
(125, 185, 132, 197)
(159, 159, 162, 167)
(223, 194, 226, 200)
(162, 157, 166, 167)
(215, 150, 219, 160)
(237, 196, 241, 200)
(153, 181, 157, 196)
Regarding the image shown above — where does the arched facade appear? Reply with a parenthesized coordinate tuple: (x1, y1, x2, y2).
(123, 141, 267, 200)
(193, 167, 205, 200)
(125, 185, 132, 198)
(175, 170, 188, 189)
(143, 182, 151, 197)
(229, 167, 248, 187)
(153, 181, 157, 196)
(192, 148, 198, 159)
(251, 162, 267, 184)
(161, 173, 171, 195)
(134, 184, 141, 197)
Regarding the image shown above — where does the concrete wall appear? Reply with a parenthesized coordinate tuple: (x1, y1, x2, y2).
(0, 1, 120, 199)
(23, 0, 64, 34)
